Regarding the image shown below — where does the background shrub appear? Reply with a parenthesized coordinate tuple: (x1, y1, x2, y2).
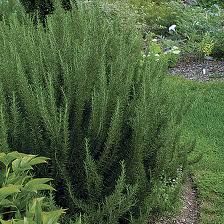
(107, 0, 182, 35)
(0, 1, 191, 223)
(175, 4, 224, 58)
(198, 0, 224, 8)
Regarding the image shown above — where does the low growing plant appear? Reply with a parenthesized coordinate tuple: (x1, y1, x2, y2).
(199, 33, 215, 57)
(0, 151, 65, 223)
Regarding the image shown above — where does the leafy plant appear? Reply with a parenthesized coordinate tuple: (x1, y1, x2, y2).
(199, 33, 215, 57)
(198, 0, 224, 8)
(176, 3, 224, 58)
(143, 40, 181, 67)
(0, 0, 193, 222)
(0, 151, 65, 223)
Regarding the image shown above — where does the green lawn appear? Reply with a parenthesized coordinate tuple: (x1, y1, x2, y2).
(166, 76, 224, 224)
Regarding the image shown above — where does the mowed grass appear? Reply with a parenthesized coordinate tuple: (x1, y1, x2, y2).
(165, 76, 224, 224)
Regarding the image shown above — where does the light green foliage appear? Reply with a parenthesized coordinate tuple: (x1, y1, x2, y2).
(0, 0, 191, 222)
(198, 0, 224, 8)
(0, 197, 65, 224)
(199, 33, 215, 57)
(142, 40, 181, 67)
(108, 0, 182, 35)
(175, 4, 224, 58)
(139, 1, 180, 34)
(0, 151, 65, 223)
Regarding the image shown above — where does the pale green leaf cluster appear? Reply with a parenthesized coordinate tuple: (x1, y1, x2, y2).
(0, 152, 65, 223)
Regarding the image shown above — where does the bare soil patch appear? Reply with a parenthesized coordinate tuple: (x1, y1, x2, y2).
(169, 59, 224, 82)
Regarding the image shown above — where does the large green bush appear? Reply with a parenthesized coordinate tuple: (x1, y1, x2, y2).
(0, 1, 192, 223)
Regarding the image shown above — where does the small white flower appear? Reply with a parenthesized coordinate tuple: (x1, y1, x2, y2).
(172, 50, 181, 54)
(152, 38, 158, 42)
(155, 54, 160, 57)
(170, 46, 180, 55)
(172, 46, 179, 50)
(169, 24, 176, 32)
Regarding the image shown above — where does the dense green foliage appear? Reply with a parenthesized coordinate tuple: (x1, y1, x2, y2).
(110, 0, 224, 60)
(0, 0, 74, 27)
(175, 3, 224, 58)
(19, 0, 74, 15)
(0, 1, 191, 223)
(108, 0, 181, 35)
(0, 152, 65, 223)
(198, 0, 224, 8)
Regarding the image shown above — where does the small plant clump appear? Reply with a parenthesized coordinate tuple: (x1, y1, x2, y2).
(0, 151, 65, 223)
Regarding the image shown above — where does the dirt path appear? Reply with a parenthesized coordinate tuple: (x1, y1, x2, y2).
(155, 177, 199, 224)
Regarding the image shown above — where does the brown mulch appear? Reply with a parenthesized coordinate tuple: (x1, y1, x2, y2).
(169, 59, 224, 82)
(154, 177, 199, 224)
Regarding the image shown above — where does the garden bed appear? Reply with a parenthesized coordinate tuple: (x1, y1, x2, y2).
(170, 59, 224, 81)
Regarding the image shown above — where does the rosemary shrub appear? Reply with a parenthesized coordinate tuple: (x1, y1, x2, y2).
(0, 1, 192, 223)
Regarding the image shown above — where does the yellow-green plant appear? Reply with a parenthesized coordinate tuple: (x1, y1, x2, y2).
(0, 151, 65, 223)
(200, 33, 215, 57)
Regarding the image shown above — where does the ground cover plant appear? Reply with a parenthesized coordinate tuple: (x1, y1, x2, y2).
(0, 0, 193, 223)
(166, 77, 224, 224)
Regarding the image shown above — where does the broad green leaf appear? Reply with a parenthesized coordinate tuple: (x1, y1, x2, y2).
(8, 152, 28, 158)
(28, 157, 49, 166)
(0, 220, 12, 224)
(7, 173, 31, 186)
(0, 185, 21, 201)
(12, 159, 32, 172)
(20, 156, 37, 168)
(24, 178, 54, 193)
(0, 152, 27, 167)
(42, 209, 66, 224)
(0, 153, 7, 166)
(34, 199, 42, 224)
(0, 199, 14, 207)
(29, 197, 45, 214)
(26, 184, 55, 193)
